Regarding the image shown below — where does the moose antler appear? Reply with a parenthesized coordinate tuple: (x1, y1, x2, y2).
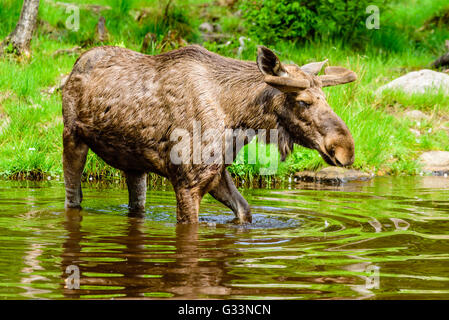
(263, 75, 310, 92)
(319, 66, 357, 87)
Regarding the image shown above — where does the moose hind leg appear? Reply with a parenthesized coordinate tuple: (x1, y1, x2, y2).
(125, 172, 147, 213)
(209, 170, 252, 224)
(63, 128, 88, 209)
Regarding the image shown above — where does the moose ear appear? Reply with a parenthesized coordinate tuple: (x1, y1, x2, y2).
(257, 46, 310, 91)
(301, 59, 328, 75)
(256, 46, 287, 76)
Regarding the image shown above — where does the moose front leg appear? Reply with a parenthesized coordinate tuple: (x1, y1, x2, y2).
(125, 171, 147, 213)
(175, 187, 202, 224)
(209, 170, 252, 224)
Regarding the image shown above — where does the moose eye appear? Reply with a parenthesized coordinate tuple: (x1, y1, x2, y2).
(297, 100, 311, 108)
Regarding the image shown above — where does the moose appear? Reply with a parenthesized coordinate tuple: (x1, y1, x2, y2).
(62, 44, 356, 224)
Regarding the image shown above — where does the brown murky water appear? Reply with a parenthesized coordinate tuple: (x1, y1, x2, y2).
(1, 176, 449, 299)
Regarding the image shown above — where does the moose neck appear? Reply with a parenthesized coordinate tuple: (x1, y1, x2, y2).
(205, 56, 294, 161)
(212, 61, 282, 131)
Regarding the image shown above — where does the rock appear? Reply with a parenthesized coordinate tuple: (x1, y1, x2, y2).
(377, 69, 449, 95)
(294, 167, 373, 185)
(199, 22, 214, 33)
(418, 151, 449, 175)
(199, 22, 223, 34)
(404, 110, 430, 121)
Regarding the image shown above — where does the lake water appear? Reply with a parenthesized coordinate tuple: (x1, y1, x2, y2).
(0, 176, 448, 300)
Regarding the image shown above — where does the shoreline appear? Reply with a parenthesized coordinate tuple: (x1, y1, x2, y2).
(2, 167, 448, 186)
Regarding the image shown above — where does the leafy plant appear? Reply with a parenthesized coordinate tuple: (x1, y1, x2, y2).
(239, 0, 389, 45)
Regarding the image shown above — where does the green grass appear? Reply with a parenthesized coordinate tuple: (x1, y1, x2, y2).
(0, 0, 449, 180)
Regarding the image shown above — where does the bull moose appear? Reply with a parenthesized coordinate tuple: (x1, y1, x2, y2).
(62, 45, 356, 224)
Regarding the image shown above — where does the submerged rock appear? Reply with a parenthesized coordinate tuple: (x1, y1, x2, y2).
(377, 69, 449, 95)
(418, 151, 449, 175)
(294, 167, 373, 185)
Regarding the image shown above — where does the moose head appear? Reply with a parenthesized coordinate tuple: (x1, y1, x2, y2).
(256, 46, 357, 167)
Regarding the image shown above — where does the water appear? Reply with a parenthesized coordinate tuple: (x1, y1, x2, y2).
(0, 176, 449, 300)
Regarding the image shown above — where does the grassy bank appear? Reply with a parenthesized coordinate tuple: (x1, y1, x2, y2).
(0, 0, 449, 182)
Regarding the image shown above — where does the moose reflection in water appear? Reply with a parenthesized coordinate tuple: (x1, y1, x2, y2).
(61, 208, 235, 298)
(58, 206, 400, 299)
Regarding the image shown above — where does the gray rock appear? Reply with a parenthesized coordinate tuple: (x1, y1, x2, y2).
(294, 167, 373, 185)
(199, 22, 214, 33)
(404, 110, 430, 121)
(377, 69, 449, 95)
(418, 151, 449, 175)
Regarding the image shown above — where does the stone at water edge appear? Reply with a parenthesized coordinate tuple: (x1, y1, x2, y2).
(376, 69, 449, 95)
(294, 167, 373, 185)
(418, 151, 449, 175)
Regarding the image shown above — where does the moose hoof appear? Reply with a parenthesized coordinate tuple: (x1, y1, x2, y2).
(128, 205, 146, 218)
(231, 214, 252, 225)
(65, 202, 82, 210)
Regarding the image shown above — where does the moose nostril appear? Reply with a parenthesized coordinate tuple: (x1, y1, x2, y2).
(327, 146, 335, 157)
(334, 158, 343, 167)
(333, 146, 354, 167)
(322, 138, 354, 167)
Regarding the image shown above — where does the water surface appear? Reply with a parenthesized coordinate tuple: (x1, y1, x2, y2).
(0, 176, 449, 299)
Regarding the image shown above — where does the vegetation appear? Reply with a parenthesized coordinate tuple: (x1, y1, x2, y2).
(0, 0, 448, 182)
(240, 0, 389, 45)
